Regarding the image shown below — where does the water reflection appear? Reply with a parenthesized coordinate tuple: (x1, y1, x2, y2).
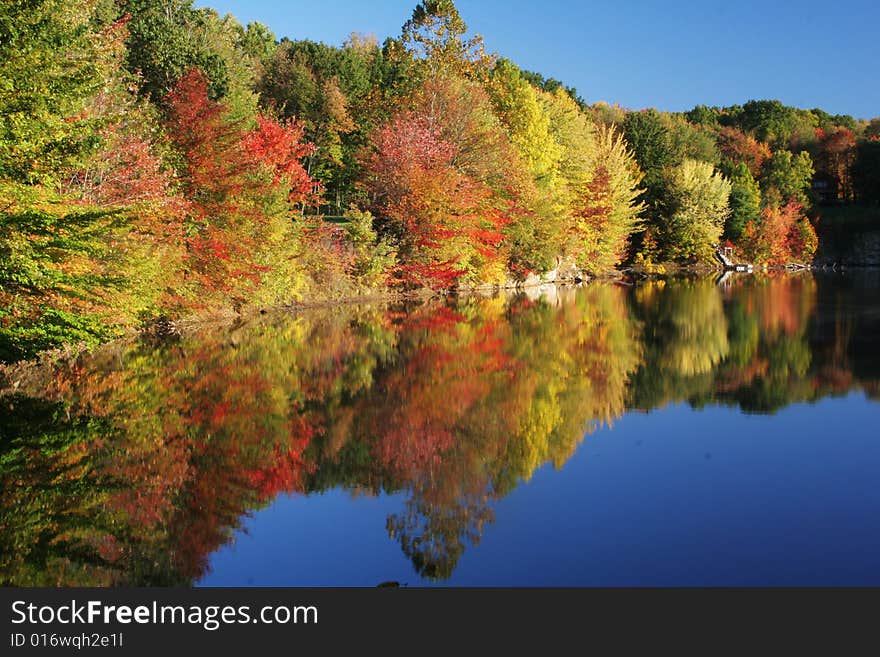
(1, 273, 878, 585)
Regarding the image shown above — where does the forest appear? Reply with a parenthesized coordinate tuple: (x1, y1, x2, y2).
(1, 0, 879, 362)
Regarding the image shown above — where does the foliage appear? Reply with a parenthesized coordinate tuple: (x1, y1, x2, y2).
(520, 69, 585, 109)
(665, 113, 719, 165)
(362, 108, 508, 289)
(738, 100, 800, 146)
(686, 105, 719, 126)
(2, 0, 878, 365)
(120, 0, 260, 118)
(567, 125, 645, 271)
(814, 127, 857, 202)
(257, 37, 388, 213)
(163, 68, 317, 306)
(242, 115, 315, 203)
(623, 109, 674, 205)
(0, 200, 131, 360)
(400, 0, 492, 77)
(0, 1, 110, 184)
(717, 127, 771, 178)
(656, 159, 731, 261)
(761, 149, 814, 208)
(342, 206, 396, 286)
(725, 163, 762, 241)
(488, 60, 562, 185)
(739, 202, 818, 265)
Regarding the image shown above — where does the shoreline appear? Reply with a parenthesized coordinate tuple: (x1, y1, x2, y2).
(4, 266, 878, 380)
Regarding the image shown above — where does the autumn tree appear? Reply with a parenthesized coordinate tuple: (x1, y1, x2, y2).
(120, 0, 260, 119)
(242, 115, 315, 204)
(717, 126, 771, 178)
(164, 70, 252, 215)
(0, 5, 181, 360)
(486, 60, 566, 274)
(257, 39, 385, 213)
(864, 119, 880, 141)
(567, 124, 645, 271)
(488, 59, 562, 185)
(362, 109, 508, 289)
(520, 69, 585, 108)
(61, 15, 175, 208)
(164, 69, 315, 304)
(739, 201, 817, 265)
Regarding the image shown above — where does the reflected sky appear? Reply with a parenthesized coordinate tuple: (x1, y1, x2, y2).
(203, 393, 880, 586)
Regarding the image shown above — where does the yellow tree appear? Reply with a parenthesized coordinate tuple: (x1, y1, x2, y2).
(486, 60, 564, 274)
(541, 88, 644, 272)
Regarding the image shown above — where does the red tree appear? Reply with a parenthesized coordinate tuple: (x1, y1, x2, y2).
(717, 126, 771, 178)
(363, 112, 508, 289)
(164, 69, 252, 218)
(739, 201, 818, 265)
(163, 69, 317, 303)
(242, 115, 317, 205)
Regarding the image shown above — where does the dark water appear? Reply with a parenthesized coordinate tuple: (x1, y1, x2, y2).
(2, 272, 879, 586)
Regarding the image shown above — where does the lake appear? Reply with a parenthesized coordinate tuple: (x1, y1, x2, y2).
(2, 272, 879, 586)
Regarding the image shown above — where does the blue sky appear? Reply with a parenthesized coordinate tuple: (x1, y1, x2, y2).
(197, 0, 880, 119)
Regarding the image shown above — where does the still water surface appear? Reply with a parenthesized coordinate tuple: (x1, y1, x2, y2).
(2, 273, 879, 586)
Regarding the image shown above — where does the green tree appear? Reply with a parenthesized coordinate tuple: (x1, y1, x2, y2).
(400, 0, 491, 77)
(121, 0, 259, 119)
(666, 114, 719, 165)
(725, 163, 761, 241)
(810, 108, 858, 132)
(257, 38, 388, 212)
(659, 159, 731, 261)
(739, 100, 799, 146)
(686, 105, 719, 126)
(761, 149, 814, 207)
(623, 109, 673, 196)
(0, 0, 111, 184)
(235, 21, 277, 67)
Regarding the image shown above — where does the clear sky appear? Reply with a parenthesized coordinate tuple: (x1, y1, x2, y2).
(196, 0, 880, 119)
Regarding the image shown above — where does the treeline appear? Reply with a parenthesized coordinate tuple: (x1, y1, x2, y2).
(609, 100, 880, 266)
(1, 0, 879, 361)
(2, 274, 878, 585)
